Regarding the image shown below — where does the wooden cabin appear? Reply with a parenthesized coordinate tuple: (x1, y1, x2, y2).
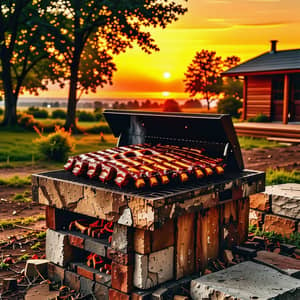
(223, 41, 300, 124)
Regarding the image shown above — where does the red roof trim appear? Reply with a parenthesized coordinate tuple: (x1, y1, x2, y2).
(222, 69, 300, 77)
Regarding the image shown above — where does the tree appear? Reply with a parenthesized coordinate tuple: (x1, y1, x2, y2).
(223, 56, 243, 99)
(0, 0, 63, 126)
(163, 99, 181, 112)
(184, 50, 223, 110)
(44, 0, 187, 130)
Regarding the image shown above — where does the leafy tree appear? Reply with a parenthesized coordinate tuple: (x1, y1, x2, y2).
(44, 0, 187, 130)
(223, 56, 243, 99)
(0, 0, 63, 126)
(163, 99, 181, 112)
(184, 50, 223, 110)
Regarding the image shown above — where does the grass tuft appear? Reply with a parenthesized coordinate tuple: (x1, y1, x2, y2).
(238, 136, 284, 150)
(0, 175, 31, 187)
(0, 215, 45, 230)
(266, 168, 300, 185)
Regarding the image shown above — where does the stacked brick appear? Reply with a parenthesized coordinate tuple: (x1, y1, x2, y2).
(249, 183, 300, 237)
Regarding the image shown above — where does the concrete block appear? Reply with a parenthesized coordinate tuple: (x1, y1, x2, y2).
(80, 277, 94, 297)
(263, 214, 296, 237)
(111, 224, 132, 253)
(25, 259, 49, 280)
(134, 253, 157, 289)
(191, 261, 300, 300)
(94, 282, 109, 300)
(149, 246, 174, 284)
(254, 250, 300, 279)
(266, 184, 300, 219)
(85, 236, 107, 256)
(46, 229, 73, 267)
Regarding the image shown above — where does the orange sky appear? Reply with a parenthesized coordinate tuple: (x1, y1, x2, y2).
(24, 0, 300, 100)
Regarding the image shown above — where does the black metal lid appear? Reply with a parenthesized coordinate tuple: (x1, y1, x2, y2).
(103, 110, 244, 170)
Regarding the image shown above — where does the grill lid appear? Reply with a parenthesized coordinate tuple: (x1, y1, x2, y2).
(104, 110, 244, 170)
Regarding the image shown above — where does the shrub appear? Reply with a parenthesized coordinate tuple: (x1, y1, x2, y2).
(84, 125, 112, 134)
(52, 109, 67, 119)
(27, 106, 48, 118)
(35, 126, 74, 162)
(77, 110, 96, 122)
(17, 113, 39, 129)
(163, 99, 181, 112)
(217, 96, 242, 118)
(248, 113, 270, 123)
(0, 108, 3, 115)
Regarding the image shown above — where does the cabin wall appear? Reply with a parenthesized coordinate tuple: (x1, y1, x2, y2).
(246, 76, 272, 119)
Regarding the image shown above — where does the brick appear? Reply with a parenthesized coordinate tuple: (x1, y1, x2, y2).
(109, 289, 130, 300)
(68, 233, 84, 249)
(264, 214, 296, 237)
(48, 262, 65, 283)
(85, 236, 107, 257)
(191, 261, 300, 300)
(151, 219, 174, 252)
(111, 262, 133, 293)
(254, 250, 300, 279)
(25, 259, 49, 280)
(232, 245, 257, 258)
(250, 193, 270, 211)
(134, 229, 151, 254)
(76, 263, 95, 281)
(46, 229, 73, 267)
(80, 277, 94, 297)
(64, 270, 80, 291)
(94, 282, 109, 300)
(249, 209, 264, 228)
(107, 248, 133, 265)
(111, 224, 133, 253)
(46, 206, 57, 230)
(95, 272, 111, 286)
(131, 290, 153, 300)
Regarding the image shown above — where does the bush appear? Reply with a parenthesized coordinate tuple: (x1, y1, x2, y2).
(217, 96, 242, 118)
(77, 110, 96, 122)
(0, 108, 3, 115)
(35, 126, 74, 162)
(248, 113, 270, 123)
(84, 125, 112, 134)
(163, 99, 181, 112)
(52, 109, 67, 119)
(27, 106, 48, 118)
(17, 113, 39, 129)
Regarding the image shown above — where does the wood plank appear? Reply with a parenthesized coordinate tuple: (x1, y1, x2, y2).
(133, 229, 151, 254)
(196, 207, 219, 272)
(152, 219, 175, 252)
(176, 213, 195, 279)
(237, 198, 250, 245)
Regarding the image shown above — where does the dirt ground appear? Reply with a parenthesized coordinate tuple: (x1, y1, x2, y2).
(0, 144, 299, 296)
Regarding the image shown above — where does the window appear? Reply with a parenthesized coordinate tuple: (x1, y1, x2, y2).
(292, 74, 300, 100)
(271, 76, 284, 101)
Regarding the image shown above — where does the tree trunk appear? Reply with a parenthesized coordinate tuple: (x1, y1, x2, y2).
(206, 91, 210, 111)
(2, 95, 17, 126)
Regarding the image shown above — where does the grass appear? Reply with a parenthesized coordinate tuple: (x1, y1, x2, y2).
(0, 214, 45, 230)
(238, 136, 284, 150)
(12, 190, 32, 203)
(266, 168, 300, 185)
(0, 175, 31, 187)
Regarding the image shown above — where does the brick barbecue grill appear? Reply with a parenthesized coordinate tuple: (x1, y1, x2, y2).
(32, 111, 265, 299)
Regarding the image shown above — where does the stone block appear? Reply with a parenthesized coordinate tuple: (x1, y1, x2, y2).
(191, 261, 300, 300)
(266, 184, 300, 219)
(64, 270, 80, 291)
(111, 224, 132, 253)
(85, 236, 107, 257)
(80, 277, 94, 297)
(111, 262, 133, 293)
(94, 282, 109, 300)
(25, 259, 49, 280)
(107, 248, 133, 265)
(149, 246, 174, 284)
(134, 253, 156, 289)
(254, 250, 300, 279)
(263, 214, 296, 237)
(250, 193, 270, 211)
(47, 262, 64, 283)
(249, 209, 264, 228)
(46, 229, 73, 267)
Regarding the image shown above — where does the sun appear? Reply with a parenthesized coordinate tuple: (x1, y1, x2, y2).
(162, 91, 170, 97)
(163, 72, 171, 79)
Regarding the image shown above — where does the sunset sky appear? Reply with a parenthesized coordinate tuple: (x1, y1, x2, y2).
(24, 0, 300, 100)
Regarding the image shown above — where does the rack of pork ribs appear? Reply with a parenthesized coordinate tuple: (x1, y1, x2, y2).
(64, 144, 226, 189)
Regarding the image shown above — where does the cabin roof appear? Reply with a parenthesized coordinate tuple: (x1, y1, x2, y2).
(223, 49, 300, 76)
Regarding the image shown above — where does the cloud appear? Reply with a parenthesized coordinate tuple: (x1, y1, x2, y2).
(236, 21, 289, 28)
(248, 0, 281, 2)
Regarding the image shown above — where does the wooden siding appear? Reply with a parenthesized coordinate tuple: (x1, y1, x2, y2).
(246, 76, 272, 118)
